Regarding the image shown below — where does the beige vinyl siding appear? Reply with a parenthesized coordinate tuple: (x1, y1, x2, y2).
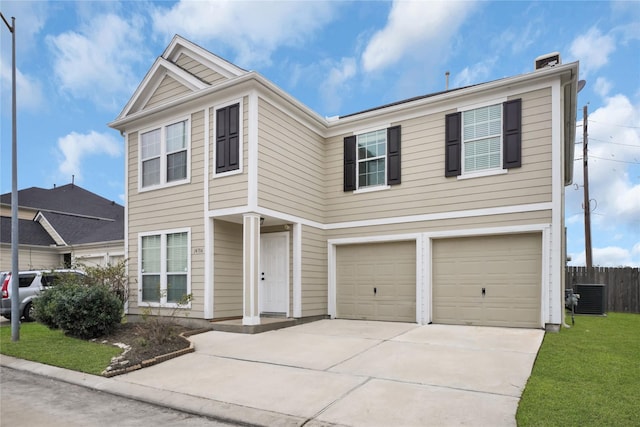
(72, 242, 124, 267)
(175, 53, 228, 86)
(209, 97, 249, 210)
(0, 206, 38, 220)
(213, 219, 243, 319)
(145, 75, 192, 110)
(258, 98, 325, 223)
(300, 225, 327, 316)
(0, 246, 61, 271)
(325, 88, 553, 224)
(127, 111, 206, 317)
(326, 210, 552, 241)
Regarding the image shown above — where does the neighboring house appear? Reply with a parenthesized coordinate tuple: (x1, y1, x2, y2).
(109, 35, 579, 330)
(0, 183, 124, 271)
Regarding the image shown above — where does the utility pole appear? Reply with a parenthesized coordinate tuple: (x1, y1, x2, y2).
(1, 11, 19, 341)
(583, 105, 593, 270)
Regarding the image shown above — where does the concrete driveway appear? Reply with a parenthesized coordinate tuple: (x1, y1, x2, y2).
(113, 320, 544, 426)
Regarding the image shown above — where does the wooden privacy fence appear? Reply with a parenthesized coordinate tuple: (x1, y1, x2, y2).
(566, 267, 640, 313)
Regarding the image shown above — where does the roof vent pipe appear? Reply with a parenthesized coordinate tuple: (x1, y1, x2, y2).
(445, 71, 450, 90)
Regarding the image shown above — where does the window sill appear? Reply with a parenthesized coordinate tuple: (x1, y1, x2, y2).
(353, 185, 391, 194)
(457, 169, 508, 180)
(139, 178, 191, 193)
(138, 302, 192, 309)
(213, 168, 243, 179)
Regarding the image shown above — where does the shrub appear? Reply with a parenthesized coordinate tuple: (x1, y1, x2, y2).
(34, 283, 123, 339)
(81, 259, 129, 305)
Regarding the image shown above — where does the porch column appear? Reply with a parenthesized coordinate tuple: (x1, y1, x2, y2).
(242, 213, 261, 325)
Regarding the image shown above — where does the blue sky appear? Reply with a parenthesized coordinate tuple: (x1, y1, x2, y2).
(1, 1, 638, 266)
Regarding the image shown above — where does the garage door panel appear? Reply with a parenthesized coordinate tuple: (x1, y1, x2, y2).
(433, 233, 542, 328)
(337, 241, 416, 323)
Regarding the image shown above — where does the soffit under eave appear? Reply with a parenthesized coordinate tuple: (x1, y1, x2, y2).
(115, 57, 209, 121)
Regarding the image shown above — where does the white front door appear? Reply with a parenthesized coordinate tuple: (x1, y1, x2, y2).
(260, 232, 289, 314)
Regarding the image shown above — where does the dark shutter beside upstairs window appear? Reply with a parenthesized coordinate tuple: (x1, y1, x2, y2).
(216, 103, 240, 174)
(445, 112, 462, 177)
(387, 125, 401, 185)
(343, 135, 356, 191)
(503, 99, 522, 169)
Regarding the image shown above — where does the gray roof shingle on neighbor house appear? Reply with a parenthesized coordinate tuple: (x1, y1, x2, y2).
(0, 183, 123, 221)
(39, 211, 123, 245)
(0, 217, 56, 246)
(0, 183, 124, 246)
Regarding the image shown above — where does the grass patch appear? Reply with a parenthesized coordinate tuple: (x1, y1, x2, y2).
(0, 322, 121, 375)
(517, 312, 640, 426)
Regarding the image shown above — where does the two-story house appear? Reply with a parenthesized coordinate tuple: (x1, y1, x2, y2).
(110, 36, 579, 330)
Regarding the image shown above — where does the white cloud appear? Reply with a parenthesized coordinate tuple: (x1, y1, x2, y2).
(361, 1, 475, 73)
(569, 27, 616, 76)
(47, 13, 148, 110)
(320, 57, 358, 113)
(452, 58, 496, 88)
(593, 77, 613, 98)
(0, 62, 44, 112)
(57, 131, 122, 181)
(569, 246, 639, 267)
(151, 1, 337, 68)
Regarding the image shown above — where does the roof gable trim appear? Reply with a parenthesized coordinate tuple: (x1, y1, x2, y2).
(35, 212, 67, 246)
(163, 35, 246, 79)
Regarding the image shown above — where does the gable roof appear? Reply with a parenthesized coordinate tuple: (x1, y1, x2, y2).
(36, 211, 123, 245)
(0, 183, 124, 246)
(115, 34, 248, 120)
(0, 183, 123, 221)
(0, 217, 56, 246)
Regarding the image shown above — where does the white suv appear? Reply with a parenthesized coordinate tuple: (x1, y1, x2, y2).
(0, 270, 86, 321)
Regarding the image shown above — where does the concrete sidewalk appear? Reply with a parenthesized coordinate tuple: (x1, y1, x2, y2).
(0, 320, 544, 426)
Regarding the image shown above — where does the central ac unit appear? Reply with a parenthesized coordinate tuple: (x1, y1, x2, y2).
(575, 284, 606, 315)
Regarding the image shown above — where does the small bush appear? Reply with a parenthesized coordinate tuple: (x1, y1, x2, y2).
(81, 260, 129, 305)
(34, 283, 123, 339)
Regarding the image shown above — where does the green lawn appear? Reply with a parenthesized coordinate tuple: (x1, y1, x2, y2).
(0, 322, 121, 375)
(517, 312, 640, 426)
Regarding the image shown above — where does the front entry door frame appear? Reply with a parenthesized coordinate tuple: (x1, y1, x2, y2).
(260, 232, 290, 316)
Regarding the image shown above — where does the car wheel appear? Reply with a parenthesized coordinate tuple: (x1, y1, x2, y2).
(23, 302, 35, 322)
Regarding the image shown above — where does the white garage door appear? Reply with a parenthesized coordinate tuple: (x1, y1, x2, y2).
(432, 233, 542, 328)
(337, 241, 416, 322)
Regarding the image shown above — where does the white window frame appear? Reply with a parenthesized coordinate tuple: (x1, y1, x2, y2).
(138, 116, 191, 192)
(457, 98, 508, 179)
(213, 97, 244, 178)
(354, 127, 390, 193)
(138, 228, 191, 308)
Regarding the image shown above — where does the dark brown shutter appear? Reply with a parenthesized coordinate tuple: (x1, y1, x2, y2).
(216, 103, 240, 173)
(503, 99, 522, 169)
(445, 112, 461, 176)
(387, 125, 401, 185)
(344, 135, 356, 191)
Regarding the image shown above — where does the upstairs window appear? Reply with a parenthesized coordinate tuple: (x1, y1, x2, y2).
(445, 99, 521, 177)
(462, 104, 502, 173)
(344, 126, 401, 191)
(140, 118, 189, 189)
(358, 129, 387, 188)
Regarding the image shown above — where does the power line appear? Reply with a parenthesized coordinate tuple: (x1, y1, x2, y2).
(589, 137, 640, 148)
(589, 120, 640, 129)
(590, 155, 639, 164)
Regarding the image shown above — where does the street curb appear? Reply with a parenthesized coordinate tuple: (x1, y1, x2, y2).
(0, 355, 308, 427)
